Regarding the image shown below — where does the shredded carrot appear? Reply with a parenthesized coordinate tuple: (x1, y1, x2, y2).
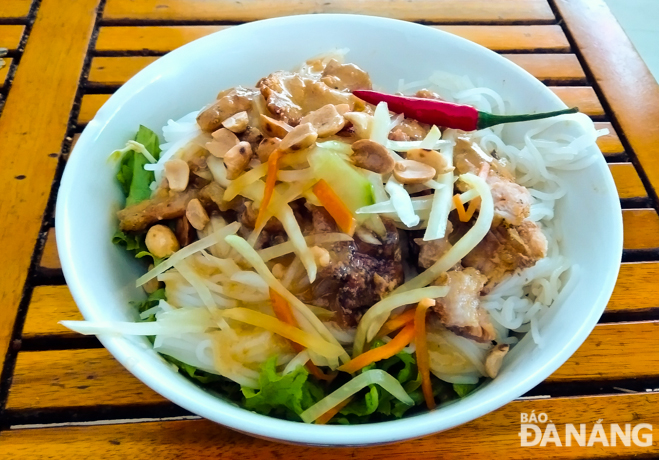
(375, 308, 416, 339)
(338, 322, 416, 374)
(312, 179, 357, 236)
(315, 396, 354, 425)
(270, 287, 297, 325)
(414, 298, 436, 410)
(478, 162, 490, 179)
(453, 194, 469, 222)
(255, 149, 283, 229)
(269, 288, 335, 381)
(464, 197, 480, 222)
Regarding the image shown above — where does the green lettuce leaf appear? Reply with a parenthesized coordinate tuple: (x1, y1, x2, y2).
(117, 125, 161, 207)
(453, 383, 479, 398)
(242, 356, 323, 421)
(112, 230, 166, 266)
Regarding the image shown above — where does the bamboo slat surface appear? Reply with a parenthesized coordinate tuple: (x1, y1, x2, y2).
(0, 58, 12, 88)
(0, 0, 32, 19)
(2, 0, 659, 458)
(0, 25, 24, 50)
(103, 0, 555, 23)
(95, 25, 571, 53)
(0, 0, 100, 374)
(6, 320, 659, 415)
(3, 393, 659, 459)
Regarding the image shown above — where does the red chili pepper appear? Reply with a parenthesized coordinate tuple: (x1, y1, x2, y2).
(353, 90, 578, 131)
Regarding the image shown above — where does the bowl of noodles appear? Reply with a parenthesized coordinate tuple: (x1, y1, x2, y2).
(56, 14, 622, 445)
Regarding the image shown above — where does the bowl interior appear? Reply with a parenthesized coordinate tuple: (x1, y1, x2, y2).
(56, 14, 622, 446)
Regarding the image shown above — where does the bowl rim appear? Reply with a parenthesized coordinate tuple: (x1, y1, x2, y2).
(56, 13, 623, 446)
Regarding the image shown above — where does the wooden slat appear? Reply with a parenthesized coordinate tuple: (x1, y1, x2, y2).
(549, 86, 604, 118)
(1, 58, 13, 88)
(436, 25, 570, 52)
(95, 25, 227, 53)
(23, 285, 83, 340)
(6, 348, 168, 412)
(504, 54, 585, 84)
(95, 25, 570, 54)
(0, 25, 25, 51)
(103, 0, 555, 23)
(609, 163, 647, 199)
(609, 262, 659, 313)
(4, 392, 659, 459)
(623, 209, 659, 250)
(0, 0, 32, 19)
(88, 54, 584, 88)
(9, 320, 659, 414)
(0, 0, 101, 373)
(79, 88, 605, 126)
(38, 227, 59, 270)
(88, 56, 158, 86)
(595, 121, 624, 157)
(77, 93, 110, 125)
(546, 321, 659, 382)
(555, 0, 659, 199)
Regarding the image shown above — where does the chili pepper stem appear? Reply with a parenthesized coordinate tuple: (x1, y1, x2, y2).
(477, 107, 578, 130)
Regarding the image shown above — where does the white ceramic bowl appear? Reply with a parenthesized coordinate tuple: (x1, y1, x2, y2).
(56, 14, 623, 446)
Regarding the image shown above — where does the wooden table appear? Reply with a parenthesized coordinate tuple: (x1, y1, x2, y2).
(1, 0, 658, 457)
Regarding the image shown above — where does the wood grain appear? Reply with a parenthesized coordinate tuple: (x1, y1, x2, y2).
(103, 0, 555, 23)
(77, 93, 110, 125)
(595, 122, 624, 157)
(78, 88, 605, 126)
(546, 321, 659, 382)
(5, 348, 168, 412)
(0, 0, 100, 374)
(23, 285, 83, 340)
(436, 25, 570, 52)
(622, 209, 659, 250)
(87, 54, 584, 88)
(95, 25, 227, 53)
(38, 227, 59, 270)
(609, 163, 647, 199)
(95, 25, 570, 54)
(88, 56, 158, 86)
(504, 54, 585, 84)
(3, 392, 658, 459)
(609, 262, 659, 313)
(9, 320, 659, 414)
(0, 0, 32, 19)
(0, 57, 13, 88)
(0, 25, 25, 50)
(549, 86, 604, 118)
(555, 0, 659, 199)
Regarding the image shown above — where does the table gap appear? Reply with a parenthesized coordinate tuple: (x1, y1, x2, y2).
(98, 18, 560, 27)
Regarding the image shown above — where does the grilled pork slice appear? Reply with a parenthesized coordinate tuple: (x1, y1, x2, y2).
(432, 267, 495, 343)
(462, 220, 548, 293)
(304, 218, 404, 327)
(454, 137, 531, 226)
(117, 188, 198, 233)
